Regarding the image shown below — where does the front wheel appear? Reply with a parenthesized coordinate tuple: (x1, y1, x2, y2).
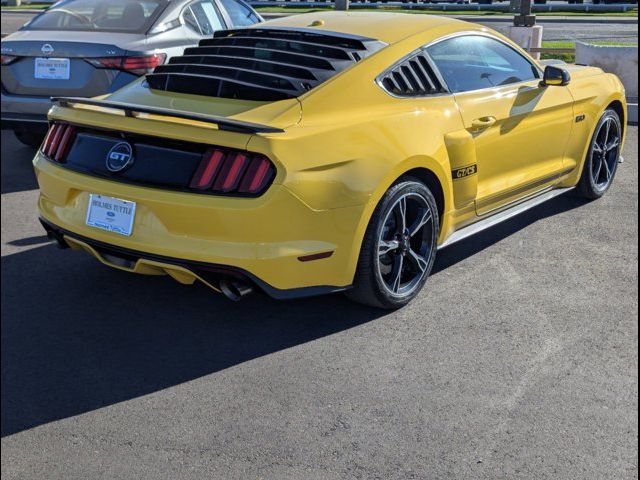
(577, 109, 622, 200)
(346, 179, 439, 309)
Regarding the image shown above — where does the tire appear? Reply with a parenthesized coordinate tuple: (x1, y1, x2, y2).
(346, 178, 439, 309)
(576, 109, 622, 200)
(14, 130, 46, 149)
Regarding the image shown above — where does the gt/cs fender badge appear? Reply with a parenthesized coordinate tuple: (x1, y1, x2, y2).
(106, 142, 134, 173)
(452, 164, 477, 180)
(41, 43, 54, 55)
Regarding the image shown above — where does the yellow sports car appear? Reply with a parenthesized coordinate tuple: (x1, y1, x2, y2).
(35, 12, 627, 308)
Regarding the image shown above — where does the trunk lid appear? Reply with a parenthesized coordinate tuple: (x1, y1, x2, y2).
(45, 81, 302, 192)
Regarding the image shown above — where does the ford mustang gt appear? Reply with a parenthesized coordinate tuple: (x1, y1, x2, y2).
(34, 12, 627, 308)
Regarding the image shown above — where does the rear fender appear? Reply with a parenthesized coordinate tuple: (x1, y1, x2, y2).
(344, 154, 453, 283)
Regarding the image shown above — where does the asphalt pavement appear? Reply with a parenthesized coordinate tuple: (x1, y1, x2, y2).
(1, 127, 637, 479)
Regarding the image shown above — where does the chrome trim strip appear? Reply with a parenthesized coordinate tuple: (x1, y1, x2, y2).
(438, 186, 574, 250)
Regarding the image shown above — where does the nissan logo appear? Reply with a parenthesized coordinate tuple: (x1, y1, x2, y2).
(106, 142, 134, 173)
(41, 43, 54, 55)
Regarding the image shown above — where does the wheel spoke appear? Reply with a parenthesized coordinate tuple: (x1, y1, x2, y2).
(407, 248, 428, 274)
(396, 196, 407, 232)
(603, 118, 612, 145)
(408, 208, 432, 237)
(605, 138, 620, 152)
(390, 255, 404, 293)
(602, 156, 612, 180)
(593, 142, 604, 154)
(379, 239, 400, 257)
(593, 156, 604, 182)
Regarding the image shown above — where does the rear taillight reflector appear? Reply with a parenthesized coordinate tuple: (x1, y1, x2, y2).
(190, 148, 275, 196)
(214, 153, 249, 192)
(42, 123, 61, 156)
(55, 124, 76, 160)
(238, 156, 272, 194)
(42, 123, 76, 162)
(190, 149, 224, 189)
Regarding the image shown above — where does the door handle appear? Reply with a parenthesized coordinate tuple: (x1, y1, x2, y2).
(471, 116, 497, 131)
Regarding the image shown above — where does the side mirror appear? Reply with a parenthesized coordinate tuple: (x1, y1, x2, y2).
(541, 65, 571, 87)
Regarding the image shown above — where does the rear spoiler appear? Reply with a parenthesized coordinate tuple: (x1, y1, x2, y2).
(50, 97, 285, 135)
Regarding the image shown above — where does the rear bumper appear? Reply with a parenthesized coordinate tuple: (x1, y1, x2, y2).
(40, 218, 349, 300)
(1, 112, 48, 130)
(1, 91, 50, 130)
(35, 152, 364, 296)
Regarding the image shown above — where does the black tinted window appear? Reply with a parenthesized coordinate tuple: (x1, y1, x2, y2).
(427, 35, 539, 93)
(219, 0, 259, 27)
(25, 0, 166, 33)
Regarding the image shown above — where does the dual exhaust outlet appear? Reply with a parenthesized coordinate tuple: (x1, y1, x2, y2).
(42, 219, 255, 301)
(219, 278, 253, 301)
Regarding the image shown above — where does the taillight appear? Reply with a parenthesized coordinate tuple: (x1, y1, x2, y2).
(190, 148, 275, 196)
(42, 123, 76, 162)
(85, 53, 166, 75)
(1, 55, 18, 65)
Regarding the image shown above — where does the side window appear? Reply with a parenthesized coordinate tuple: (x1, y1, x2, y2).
(426, 35, 539, 93)
(183, 0, 224, 35)
(219, 0, 260, 27)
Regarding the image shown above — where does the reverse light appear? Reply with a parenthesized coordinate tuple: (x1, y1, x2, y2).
(42, 123, 77, 162)
(85, 53, 166, 75)
(190, 148, 275, 196)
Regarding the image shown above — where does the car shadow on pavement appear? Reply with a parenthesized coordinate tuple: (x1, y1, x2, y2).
(0, 244, 385, 437)
(1, 131, 39, 195)
(1, 191, 589, 438)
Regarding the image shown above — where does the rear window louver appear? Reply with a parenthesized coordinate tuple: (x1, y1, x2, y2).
(379, 52, 447, 97)
(146, 27, 387, 101)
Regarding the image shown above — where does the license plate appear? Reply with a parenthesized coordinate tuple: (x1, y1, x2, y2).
(86, 194, 136, 236)
(34, 57, 70, 80)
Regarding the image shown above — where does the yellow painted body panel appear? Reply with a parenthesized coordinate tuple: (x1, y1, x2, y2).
(34, 12, 627, 295)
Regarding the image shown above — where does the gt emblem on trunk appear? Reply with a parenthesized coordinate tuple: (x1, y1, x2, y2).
(106, 142, 134, 172)
(41, 44, 54, 55)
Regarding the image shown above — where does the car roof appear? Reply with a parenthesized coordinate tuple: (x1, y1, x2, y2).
(259, 11, 469, 44)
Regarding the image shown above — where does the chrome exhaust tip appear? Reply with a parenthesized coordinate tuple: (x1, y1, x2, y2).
(219, 279, 253, 301)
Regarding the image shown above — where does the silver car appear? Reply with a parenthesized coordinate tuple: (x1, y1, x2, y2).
(0, 0, 263, 147)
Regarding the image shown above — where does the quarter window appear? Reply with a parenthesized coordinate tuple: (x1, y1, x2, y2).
(426, 35, 539, 93)
(183, 0, 224, 35)
(219, 0, 260, 27)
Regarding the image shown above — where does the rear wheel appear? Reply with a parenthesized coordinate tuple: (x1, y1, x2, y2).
(14, 129, 45, 149)
(346, 178, 439, 309)
(577, 109, 622, 200)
